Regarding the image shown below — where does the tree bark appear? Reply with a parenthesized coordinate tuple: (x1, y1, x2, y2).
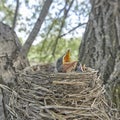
(0, 22, 30, 119)
(0, 22, 21, 119)
(79, 0, 120, 83)
(79, 0, 120, 107)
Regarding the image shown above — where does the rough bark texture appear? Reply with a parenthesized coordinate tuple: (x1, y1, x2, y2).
(0, 22, 20, 119)
(79, 0, 120, 107)
(79, 0, 120, 83)
(0, 22, 21, 81)
(0, 22, 29, 119)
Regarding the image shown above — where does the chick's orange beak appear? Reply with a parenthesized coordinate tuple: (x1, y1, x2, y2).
(63, 49, 71, 64)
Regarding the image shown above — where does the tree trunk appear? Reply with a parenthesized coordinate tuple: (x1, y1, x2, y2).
(79, 0, 120, 107)
(0, 22, 28, 119)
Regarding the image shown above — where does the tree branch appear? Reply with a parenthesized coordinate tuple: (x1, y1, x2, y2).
(40, 20, 55, 52)
(52, 0, 75, 56)
(12, 0, 19, 30)
(60, 22, 87, 38)
(20, 0, 53, 58)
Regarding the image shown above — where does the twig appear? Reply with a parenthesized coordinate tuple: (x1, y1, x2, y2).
(40, 20, 55, 51)
(60, 22, 87, 38)
(39, 105, 93, 110)
(12, 0, 19, 30)
(52, 0, 75, 56)
(53, 81, 86, 85)
(40, 5, 66, 52)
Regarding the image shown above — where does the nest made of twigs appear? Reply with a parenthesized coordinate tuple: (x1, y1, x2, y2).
(1, 64, 120, 120)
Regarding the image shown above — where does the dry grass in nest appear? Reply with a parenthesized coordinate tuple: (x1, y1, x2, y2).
(0, 64, 120, 120)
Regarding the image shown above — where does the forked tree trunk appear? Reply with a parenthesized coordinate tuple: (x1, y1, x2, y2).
(79, 0, 120, 107)
(0, 1, 52, 118)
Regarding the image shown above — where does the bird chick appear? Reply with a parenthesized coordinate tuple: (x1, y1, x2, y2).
(75, 62, 83, 72)
(56, 49, 71, 72)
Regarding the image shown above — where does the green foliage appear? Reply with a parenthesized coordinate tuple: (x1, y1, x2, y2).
(0, 0, 88, 63)
(0, 0, 90, 42)
(0, 0, 15, 25)
(28, 37, 81, 64)
(111, 84, 120, 109)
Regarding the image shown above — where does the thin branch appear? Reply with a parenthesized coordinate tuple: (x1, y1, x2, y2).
(40, 20, 56, 52)
(60, 22, 87, 38)
(20, 0, 53, 58)
(52, 0, 75, 56)
(12, 0, 19, 30)
(40, 5, 67, 52)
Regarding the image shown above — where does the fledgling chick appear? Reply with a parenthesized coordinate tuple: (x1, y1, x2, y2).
(56, 49, 71, 72)
(75, 62, 83, 72)
(56, 55, 63, 72)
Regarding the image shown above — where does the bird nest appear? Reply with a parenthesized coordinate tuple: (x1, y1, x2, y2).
(1, 64, 120, 120)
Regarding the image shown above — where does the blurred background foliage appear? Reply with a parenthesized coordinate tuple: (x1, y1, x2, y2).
(28, 37, 81, 63)
(0, 0, 90, 63)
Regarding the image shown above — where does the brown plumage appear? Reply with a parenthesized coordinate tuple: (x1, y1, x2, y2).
(62, 61, 78, 73)
(56, 49, 77, 72)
